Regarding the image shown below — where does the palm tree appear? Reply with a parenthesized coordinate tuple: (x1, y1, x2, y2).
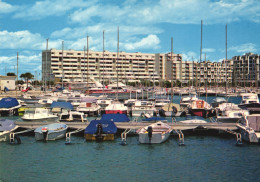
(20, 72, 34, 88)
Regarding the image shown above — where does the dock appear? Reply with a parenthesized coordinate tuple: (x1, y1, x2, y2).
(15, 121, 238, 131)
(12, 121, 242, 145)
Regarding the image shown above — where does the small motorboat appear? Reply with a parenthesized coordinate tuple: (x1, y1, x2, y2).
(0, 97, 21, 116)
(34, 123, 68, 141)
(59, 110, 86, 122)
(131, 100, 156, 117)
(104, 101, 128, 115)
(77, 102, 100, 117)
(237, 114, 260, 143)
(21, 108, 58, 121)
(217, 109, 249, 123)
(137, 121, 172, 144)
(188, 99, 215, 118)
(0, 119, 18, 142)
(84, 119, 118, 141)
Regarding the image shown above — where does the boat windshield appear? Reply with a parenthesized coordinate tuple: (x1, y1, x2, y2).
(25, 109, 35, 114)
(72, 114, 82, 119)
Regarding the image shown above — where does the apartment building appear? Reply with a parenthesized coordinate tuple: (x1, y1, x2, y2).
(232, 53, 260, 86)
(43, 49, 255, 86)
(42, 49, 181, 84)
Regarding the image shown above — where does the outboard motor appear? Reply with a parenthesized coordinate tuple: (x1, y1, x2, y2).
(95, 123, 104, 142)
(42, 127, 48, 141)
(147, 126, 153, 143)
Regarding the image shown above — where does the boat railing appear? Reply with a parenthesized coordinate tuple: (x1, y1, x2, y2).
(9, 129, 34, 144)
(121, 128, 135, 145)
(65, 128, 85, 145)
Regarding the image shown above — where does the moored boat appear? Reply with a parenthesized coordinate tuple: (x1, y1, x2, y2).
(21, 108, 58, 122)
(104, 101, 127, 115)
(188, 99, 215, 118)
(137, 121, 172, 144)
(0, 119, 18, 142)
(84, 119, 117, 141)
(237, 114, 260, 143)
(0, 97, 21, 116)
(34, 123, 68, 141)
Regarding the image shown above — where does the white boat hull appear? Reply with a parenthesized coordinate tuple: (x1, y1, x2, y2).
(22, 116, 58, 122)
(139, 132, 170, 144)
(35, 130, 67, 141)
(131, 109, 155, 117)
(237, 126, 260, 143)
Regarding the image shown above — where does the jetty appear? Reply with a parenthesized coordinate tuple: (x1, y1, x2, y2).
(15, 121, 237, 131)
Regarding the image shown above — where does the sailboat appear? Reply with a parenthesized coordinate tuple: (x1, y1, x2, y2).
(104, 27, 127, 115)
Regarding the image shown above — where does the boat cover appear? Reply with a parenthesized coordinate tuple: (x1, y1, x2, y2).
(84, 119, 117, 134)
(0, 119, 16, 132)
(50, 102, 74, 110)
(101, 114, 130, 122)
(0, 97, 19, 109)
(142, 117, 166, 122)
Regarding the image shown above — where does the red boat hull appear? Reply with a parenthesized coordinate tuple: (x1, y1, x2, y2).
(105, 110, 127, 114)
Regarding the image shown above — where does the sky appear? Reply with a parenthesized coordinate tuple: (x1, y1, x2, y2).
(0, 0, 259, 78)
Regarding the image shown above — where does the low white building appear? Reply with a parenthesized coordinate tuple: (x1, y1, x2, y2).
(0, 76, 16, 91)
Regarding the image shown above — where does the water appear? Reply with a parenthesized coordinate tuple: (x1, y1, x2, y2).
(1, 96, 259, 182)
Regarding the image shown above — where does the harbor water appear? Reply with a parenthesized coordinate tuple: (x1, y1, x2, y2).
(0, 96, 260, 182)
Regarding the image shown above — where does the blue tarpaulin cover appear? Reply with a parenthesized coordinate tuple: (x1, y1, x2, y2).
(0, 97, 19, 108)
(101, 114, 130, 122)
(142, 117, 166, 122)
(84, 119, 117, 134)
(50, 102, 74, 110)
(0, 119, 16, 132)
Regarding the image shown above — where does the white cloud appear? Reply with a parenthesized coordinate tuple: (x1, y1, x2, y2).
(229, 43, 257, 53)
(0, 30, 43, 50)
(13, 0, 93, 20)
(0, 0, 16, 13)
(182, 51, 198, 61)
(0, 53, 42, 75)
(123, 34, 160, 51)
(67, 0, 260, 25)
(202, 48, 216, 53)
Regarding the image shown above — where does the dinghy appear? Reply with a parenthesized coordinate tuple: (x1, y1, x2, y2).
(84, 119, 117, 141)
(34, 123, 68, 141)
(137, 121, 172, 144)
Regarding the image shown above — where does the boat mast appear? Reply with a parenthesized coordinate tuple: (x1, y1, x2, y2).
(103, 30, 105, 95)
(199, 20, 203, 98)
(45, 38, 48, 93)
(225, 24, 228, 101)
(62, 41, 64, 89)
(192, 56, 194, 88)
(87, 36, 89, 89)
(83, 45, 86, 82)
(16, 52, 18, 99)
(205, 53, 207, 102)
(116, 26, 119, 101)
(171, 37, 173, 104)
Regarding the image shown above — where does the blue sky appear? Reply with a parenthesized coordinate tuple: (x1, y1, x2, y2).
(0, 0, 259, 77)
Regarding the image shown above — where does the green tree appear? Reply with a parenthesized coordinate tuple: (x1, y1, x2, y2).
(20, 72, 34, 88)
(7, 72, 16, 76)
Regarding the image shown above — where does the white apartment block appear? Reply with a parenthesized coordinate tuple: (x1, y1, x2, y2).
(42, 49, 180, 84)
(42, 49, 244, 86)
